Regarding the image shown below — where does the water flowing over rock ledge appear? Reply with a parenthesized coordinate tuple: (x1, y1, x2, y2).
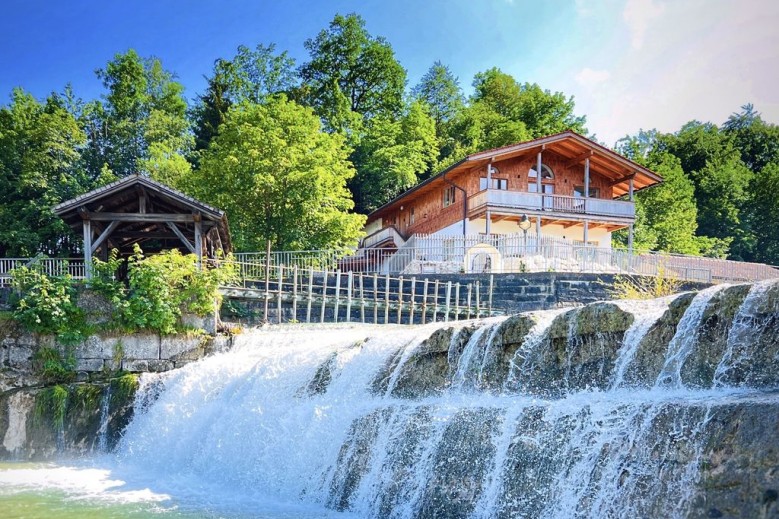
(1, 279, 778, 518)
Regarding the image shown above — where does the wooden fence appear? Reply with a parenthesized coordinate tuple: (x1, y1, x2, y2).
(221, 262, 495, 325)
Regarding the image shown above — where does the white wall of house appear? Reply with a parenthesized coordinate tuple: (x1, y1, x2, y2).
(363, 218, 383, 236)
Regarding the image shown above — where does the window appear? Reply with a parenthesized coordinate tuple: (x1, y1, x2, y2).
(529, 164, 554, 180)
(410, 207, 415, 225)
(443, 185, 456, 207)
(528, 183, 554, 194)
(479, 177, 508, 190)
(574, 186, 601, 198)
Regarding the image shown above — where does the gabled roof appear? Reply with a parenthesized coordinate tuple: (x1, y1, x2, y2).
(368, 130, 663, 220)
(53, 174, 224, 220)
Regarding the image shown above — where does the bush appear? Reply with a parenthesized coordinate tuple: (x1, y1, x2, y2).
(10, 265, 88, 344)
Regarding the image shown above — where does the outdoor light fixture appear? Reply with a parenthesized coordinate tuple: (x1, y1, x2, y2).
(518, 215, 531, 231)
(519, 214, 531, 256)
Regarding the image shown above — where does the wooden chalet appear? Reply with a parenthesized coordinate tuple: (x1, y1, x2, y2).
(362, 131, 662, 250)
(53, 175, 231, 277)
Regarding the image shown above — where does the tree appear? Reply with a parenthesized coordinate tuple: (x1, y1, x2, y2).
(657, 121, 752, 258)
(299, 13, 406, 134)
(192, 44, 297, 154)
(412, 61, 465, 134)
(723, 104, 779, 173)
(471, 68, 586, 137)
(96, 50, 191, 178)
(190, 96, 365, 251)
(748, 162, 779, 263)
(350, 100, 438, 212)
(0, 90, 88, 255)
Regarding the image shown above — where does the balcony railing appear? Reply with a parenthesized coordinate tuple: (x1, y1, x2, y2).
(468, 189, 635, 220)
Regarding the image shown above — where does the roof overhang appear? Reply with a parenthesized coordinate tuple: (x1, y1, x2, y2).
(368, 130, 663, 221)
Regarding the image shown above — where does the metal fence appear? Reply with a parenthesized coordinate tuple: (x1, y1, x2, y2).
(232, 234, 779, 284)
(3, 233, 778, 287)
(0, 257, 86, 287)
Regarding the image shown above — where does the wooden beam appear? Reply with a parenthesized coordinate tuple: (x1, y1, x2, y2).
(609, 172, 636, 187)
(90, 220, 120, 253)
(85, 212, 195, 223)
(564, 150, 593, 168)
(166, 222, 196, 253)
(562, 221, 580, 229)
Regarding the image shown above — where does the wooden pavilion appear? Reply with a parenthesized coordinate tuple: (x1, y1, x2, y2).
(53, 175, 231, 277)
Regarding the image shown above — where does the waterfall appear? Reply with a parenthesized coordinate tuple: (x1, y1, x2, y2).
(96, 384, 112, 452)
(655, 285, 727, 388)
(106, 281, 779, 518)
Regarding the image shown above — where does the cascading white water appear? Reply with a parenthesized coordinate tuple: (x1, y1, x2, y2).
(655, 285, 728, 388)
(88, 281, 778, 518)
(96, 384, 112, 452)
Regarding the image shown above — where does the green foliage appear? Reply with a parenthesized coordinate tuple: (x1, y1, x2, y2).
(96, 246, 237, 334)
(32, 347, 76, 384)
(608, 266, 683, 300)
(10, 265, 88, 344)
(191, 97, 366, 250)
(96, 50, 191, 179)
(35, 385, 69, 429)
(350, 100, 438, 212)
(412, 61, 465, 135)
(111, 373, 140, 405)
(299, 13, 406, 134)
(748, 162, 779, 263)
(0, 89, 89, 256)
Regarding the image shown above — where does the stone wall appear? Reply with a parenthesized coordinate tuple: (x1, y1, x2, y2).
(0, 317, 233, 392)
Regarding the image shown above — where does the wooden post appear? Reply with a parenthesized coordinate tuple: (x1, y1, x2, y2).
(263, 240, 271, 322)
(306, 267, 313, 323)
(445, 281, 452, 322)
(334, 270, 341, 323)
(320, 272, 328, 323)
(397, 276, 403, 324)
(432, 280, 440, 322)
(292, 266, 298, 322)
(83, 219, 93, 280)
(488, 274, 494, 316)
(466, 283, 472, 320)
(409, 277, 417, 325)
(277, 265, 283, 324)
(384, 273, 390, 324)
(194, 219, 203, 269)
(475, 280, 481, 319)
(346, 271, 353, 323)
(373, 273, 379, 324)
(359, 273, 366, 323)
(422, 278, 429, 324)
(455, 283, 461, 321)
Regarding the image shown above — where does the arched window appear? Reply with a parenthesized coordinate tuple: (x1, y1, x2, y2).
(528, 164, 555, 194)
(528, 164, 554, 180)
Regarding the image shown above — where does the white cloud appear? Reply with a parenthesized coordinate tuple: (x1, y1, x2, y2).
(575, 68, 611, 88)
(623, 0, 665, 49)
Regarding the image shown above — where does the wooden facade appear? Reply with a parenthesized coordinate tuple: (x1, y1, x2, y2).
(363, 131, 663, 247)
(53, 175, 231, 277)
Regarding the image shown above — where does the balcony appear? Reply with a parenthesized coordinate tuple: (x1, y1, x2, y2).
(468, 189, 635, 222)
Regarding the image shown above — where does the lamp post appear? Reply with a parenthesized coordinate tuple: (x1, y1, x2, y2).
(519, 214, 531, 256)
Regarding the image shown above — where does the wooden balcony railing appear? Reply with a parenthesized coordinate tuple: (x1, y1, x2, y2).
(468, 190, 635, 220)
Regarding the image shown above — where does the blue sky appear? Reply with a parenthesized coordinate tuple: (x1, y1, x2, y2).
(2, 0, 777, 145)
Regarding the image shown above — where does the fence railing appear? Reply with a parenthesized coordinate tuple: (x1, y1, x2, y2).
(233, 234, 779, 284)
(223, 261, 494, 324)
(3, 233, 778, 288)
(0, 257, 86, 286)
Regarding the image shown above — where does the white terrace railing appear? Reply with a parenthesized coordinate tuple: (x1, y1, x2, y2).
(0, 257, 87, 287)
(468, 190, 636, 220)
(232, 234, 779, 284)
